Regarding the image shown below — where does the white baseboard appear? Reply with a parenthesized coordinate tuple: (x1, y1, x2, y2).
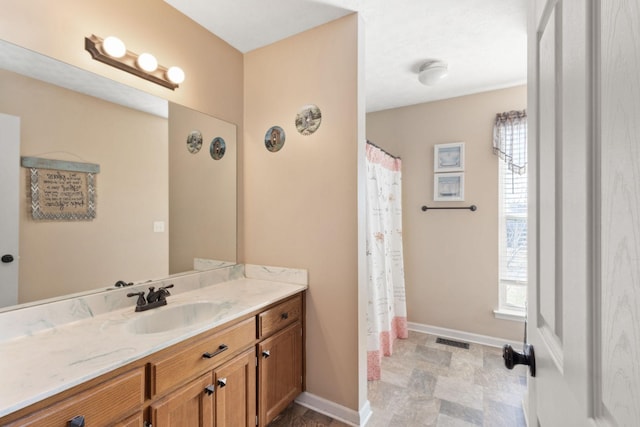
(407, 321, 522, 349)
(295, 392, 372, 426)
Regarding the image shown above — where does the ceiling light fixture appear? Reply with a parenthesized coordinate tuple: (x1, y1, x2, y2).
(418, 60, 448, 86)
(85, 34, 184, 90)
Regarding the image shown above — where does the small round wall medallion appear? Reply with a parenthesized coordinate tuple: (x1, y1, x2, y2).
(265, 126, 285, 152)
(210, 137, 226, 160)
(186, 130, 203, 154)
(295, 104, 322, 136)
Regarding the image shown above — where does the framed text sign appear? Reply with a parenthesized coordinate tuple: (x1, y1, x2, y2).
(21, 157, 99, 221)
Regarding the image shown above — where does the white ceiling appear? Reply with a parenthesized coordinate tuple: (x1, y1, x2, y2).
(165, 0, 527, 112)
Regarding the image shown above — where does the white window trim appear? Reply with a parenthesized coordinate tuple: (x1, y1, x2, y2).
(497, 142, 527, 316)
(493, 308, 526, 322)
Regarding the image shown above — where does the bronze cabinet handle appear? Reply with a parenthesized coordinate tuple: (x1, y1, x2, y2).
(203, 344, 228, 359)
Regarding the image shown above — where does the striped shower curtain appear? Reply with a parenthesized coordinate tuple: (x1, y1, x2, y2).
(365, 142, 408, 381)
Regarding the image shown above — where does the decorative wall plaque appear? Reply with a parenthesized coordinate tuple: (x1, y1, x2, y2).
(186, 130, 203, 154)
(210, 137, 226, 160)
(21, 157, 99, 221)
(295, 104, 322, 136)
(265, 126, 285, 152)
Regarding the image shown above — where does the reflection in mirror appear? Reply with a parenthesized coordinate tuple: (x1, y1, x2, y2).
(0, 39, 237, 310)
(169, 102, 237, 274)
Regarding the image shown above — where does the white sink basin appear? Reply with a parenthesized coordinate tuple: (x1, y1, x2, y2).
(129, 302, 218, 334)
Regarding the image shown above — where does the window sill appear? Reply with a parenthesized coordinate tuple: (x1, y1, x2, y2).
(493, 309, 526, 322)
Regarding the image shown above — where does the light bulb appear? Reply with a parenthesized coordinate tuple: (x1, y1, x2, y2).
(102, 36, 126, 58)
(137, 53, 158, 72)
(166, 66, 185, 84)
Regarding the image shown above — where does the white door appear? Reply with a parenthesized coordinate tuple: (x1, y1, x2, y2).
(0, 113, 20, 308)
(527, 0, 640, 426)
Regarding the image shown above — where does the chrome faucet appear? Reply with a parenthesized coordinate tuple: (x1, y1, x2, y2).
(127, 284, 174, 312)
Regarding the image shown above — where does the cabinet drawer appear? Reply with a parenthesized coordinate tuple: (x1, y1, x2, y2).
(259, 294, 302, 338)
(7, 367, 144, 427)
(152, 316, 256, 396)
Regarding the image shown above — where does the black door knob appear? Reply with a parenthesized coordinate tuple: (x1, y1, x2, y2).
(1, 254, 14, 263)
(503, 343, 536, 377)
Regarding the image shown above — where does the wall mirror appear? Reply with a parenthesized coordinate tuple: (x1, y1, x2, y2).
(0, 39, 237, 311)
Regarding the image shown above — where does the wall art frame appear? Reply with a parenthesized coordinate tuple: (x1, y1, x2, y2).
(434, 172, 464, 201)
(21, 156, 99, 220)
(434, 142, 465, 172)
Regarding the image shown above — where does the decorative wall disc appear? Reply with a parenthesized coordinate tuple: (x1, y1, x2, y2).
(265, 126, 285, 152)
(210, 137, 226, 160)
(295, 104, 322, 136)
(186, 130, 203, 154)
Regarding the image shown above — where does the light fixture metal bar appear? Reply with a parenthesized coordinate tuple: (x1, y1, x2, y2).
(85, 35, 178, 90)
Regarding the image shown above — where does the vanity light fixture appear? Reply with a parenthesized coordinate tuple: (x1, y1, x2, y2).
(166, 66, 185, 84)
(102, 36, 126, 58)
(137, 52, 158, 72)
(418, 60, 448, 86)
(85, 34, 184, 90)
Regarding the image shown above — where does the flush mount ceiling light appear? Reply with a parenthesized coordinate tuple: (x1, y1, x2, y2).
(85, 34, 184, 90)
(418, 60, 448, 86)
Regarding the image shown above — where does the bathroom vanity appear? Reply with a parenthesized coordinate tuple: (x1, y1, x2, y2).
(0, 266, 306, 427)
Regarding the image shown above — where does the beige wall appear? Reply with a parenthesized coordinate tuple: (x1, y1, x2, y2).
(0, 69, 168, 302)
(244, 15, 361, 410)
(367, 86, 527, 341)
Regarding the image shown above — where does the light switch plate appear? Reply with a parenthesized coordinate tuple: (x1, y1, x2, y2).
(153, 221, 165, 233)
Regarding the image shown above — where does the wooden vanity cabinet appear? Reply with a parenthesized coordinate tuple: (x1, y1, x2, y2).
(0, 291, 305, 427)
(150, 347, 257, 427)
(115, 412, 145, 427)
(258, 321, 303, 427)
(150, 372, 214, 427)
(257, 294, 304, 427)
(150, 317, 256, 397)
(213, 347, 256, 427)
(3, 366, 145, 427)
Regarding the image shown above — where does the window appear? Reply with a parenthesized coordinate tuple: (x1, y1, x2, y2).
(494, 111, 527, 314)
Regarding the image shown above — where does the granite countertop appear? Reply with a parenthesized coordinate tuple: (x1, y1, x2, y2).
(0, 277, 307, 418)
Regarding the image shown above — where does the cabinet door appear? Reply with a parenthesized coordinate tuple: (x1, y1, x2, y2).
(214, 348, 256, 427)
(114, 412, 145, 427)
(151, 373, 214, 427)
(258, 321, 302, 427)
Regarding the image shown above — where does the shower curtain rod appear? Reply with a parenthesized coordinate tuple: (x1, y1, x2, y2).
(366, 140, 401, 159)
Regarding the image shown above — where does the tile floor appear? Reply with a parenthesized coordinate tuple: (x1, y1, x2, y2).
(269, 331, 527, 427)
